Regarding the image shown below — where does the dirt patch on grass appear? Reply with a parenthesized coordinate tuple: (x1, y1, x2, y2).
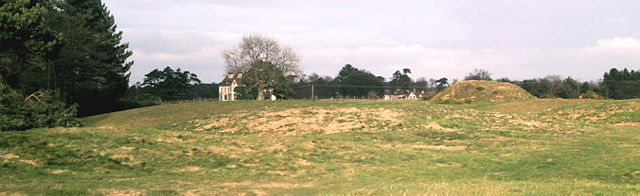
(220, 181, 315, 188)
(252, 189, 268, 196)
(177, 166, 201, 172)
(101, 146, 142, 166)
(1, 153, 19, 160)
(379, 143, 467, 151)
(436, 162, 462, 167)
(155, 137, 184, 143)
(297, 159, 312, 166)
(19, 159, 41, 166)
(615, 122, 640, 126)
(422, 145, 466, 151)
(423, 122, 458, 132)
(511, 119, 548, 128)
(93, 189, 145, 195)
(190, 107, 403, 135)
(50, 169, 69, 174)
(194, 118, 230, 131)
(267, 170, 306, 177)
(206, 146, 226, 153)
(547, 102, 640, 124)
(264, 143, 288, 152)
(206, 145, 254, 155)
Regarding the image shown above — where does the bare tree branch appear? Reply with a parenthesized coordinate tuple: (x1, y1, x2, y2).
(221, 34, 302, 99)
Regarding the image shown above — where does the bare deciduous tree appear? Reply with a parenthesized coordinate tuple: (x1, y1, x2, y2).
(464, 69, 492, 81)
(222, 34, 302, 100)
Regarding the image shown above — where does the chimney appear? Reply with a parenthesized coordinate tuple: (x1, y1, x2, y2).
(227, 74, 234, 79)
(237, 73, 243, 78)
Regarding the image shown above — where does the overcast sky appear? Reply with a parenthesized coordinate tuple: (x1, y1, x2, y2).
(103, 0, 640, 84)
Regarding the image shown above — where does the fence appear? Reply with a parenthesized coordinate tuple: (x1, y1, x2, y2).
(159, 97, 218, 105)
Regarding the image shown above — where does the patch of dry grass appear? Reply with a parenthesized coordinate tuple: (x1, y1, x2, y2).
(189, 106, 404, 135)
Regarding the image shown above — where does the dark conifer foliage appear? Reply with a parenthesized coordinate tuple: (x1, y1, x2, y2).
(47, 0, 133, 116)
(603, 68, 640, 99)
(141, 66, 202, 101)
(1, 0, 133, 130)
(0, 0, 60, 91)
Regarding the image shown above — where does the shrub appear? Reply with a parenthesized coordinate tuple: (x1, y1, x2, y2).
(119, 93, 161, 108)
(580, 90, 604, 100)
(0, 82, 79, 131)
(422, 91, 438, 100)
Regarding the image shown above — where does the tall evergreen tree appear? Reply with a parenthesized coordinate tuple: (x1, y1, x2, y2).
(48, 0, 133, 115)
(435, 77, 449, 92)
(389, 68, 413, 90)
(603, 68, 640, 99)
(336, 64, 385, 97)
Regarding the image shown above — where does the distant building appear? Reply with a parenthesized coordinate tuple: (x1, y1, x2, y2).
(408, 90, 426, 100)
(384, 89, 425, 100)
(219, 73, 244, 101)
(408, 91, 417, 99)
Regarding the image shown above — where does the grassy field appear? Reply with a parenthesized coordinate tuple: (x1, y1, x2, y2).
(1, 99, 640, 195)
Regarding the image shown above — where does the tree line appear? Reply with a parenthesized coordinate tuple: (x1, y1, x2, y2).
(491, 68, 639, 100)
(122, 66, 218, 106)
(284, 65, 449, 100)
(135, 33, 637, 101)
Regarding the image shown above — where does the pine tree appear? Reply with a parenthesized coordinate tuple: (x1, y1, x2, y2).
(48, 0, 133, 115)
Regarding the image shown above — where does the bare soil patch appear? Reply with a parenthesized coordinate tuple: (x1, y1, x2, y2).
(92, 189, 145, 195)
(100, 146, 142, 166)
(177, 166, 201, 172)
(1, 153, 18, 160)
(220, 181, 315, 188)
(379, 143, 467, 151)
(615, 122, 640, 126)
(50, 169, 69, 174)
(19, 159, 41, 166)
(423, 122, 458, 132)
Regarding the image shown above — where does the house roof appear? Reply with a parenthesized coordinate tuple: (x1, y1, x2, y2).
(386, 89, 426, 96)
(220, 73, 244, 86)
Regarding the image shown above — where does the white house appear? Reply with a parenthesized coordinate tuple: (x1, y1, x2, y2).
(407, 90, 426, 100)
(384, 89, 425, 100)
(408, 91, 417, 99)
(218, 73, 244, 101)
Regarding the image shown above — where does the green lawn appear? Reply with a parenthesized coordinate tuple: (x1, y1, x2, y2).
(1, 99, 640, 195)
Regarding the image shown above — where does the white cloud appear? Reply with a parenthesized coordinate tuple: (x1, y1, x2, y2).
(594, 37, 640, 52)
(608, 16, 630, 24)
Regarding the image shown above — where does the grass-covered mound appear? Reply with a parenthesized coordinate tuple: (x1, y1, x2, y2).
(430, 80, 535, 104)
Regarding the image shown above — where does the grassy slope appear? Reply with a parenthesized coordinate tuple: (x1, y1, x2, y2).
(1, 99, 640, 195)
